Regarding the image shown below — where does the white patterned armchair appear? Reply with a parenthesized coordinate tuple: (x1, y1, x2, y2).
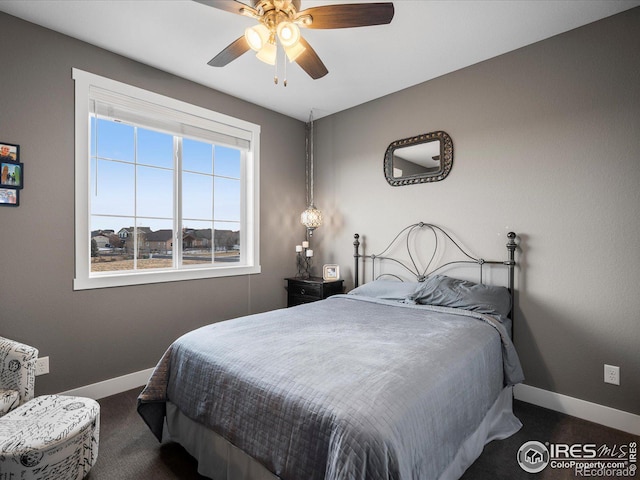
(0, 336, 38, 417)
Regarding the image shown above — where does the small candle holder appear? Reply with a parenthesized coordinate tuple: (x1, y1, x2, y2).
(295, 242, 313, 278)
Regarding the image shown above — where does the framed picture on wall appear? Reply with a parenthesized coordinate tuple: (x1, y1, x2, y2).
(0, 187, 19, 206)
(0, 142, 19, 163)
(0, 162, 23, 189)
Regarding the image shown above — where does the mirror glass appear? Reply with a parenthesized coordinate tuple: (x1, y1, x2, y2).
(384, 131, 453, 186)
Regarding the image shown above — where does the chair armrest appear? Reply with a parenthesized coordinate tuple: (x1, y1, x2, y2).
(0, 337, 39, 413)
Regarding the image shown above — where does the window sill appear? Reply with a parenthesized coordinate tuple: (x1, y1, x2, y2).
(73, 264, 261, 290)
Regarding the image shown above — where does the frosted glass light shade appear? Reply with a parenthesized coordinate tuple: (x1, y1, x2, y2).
(245, 24, 270, 51)
(256, 40, 277, 65)
(284, 42, 306, 62)
(301, 205, 323, 230)
(276, 22, 300, 47)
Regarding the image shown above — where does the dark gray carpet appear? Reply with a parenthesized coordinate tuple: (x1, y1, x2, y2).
(88, 388, 638, 479)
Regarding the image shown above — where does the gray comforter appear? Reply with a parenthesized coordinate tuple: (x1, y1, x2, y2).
(138, 295, 523, 480)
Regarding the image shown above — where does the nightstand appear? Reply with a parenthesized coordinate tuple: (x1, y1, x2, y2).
(285, 277, 344, 307)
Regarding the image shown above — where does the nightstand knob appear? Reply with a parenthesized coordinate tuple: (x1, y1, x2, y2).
(300, 288, 306, 295)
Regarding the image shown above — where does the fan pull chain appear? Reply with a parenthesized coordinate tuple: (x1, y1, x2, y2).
(272, 45, 290, 87)
(273, 45, 288, 87)
(283, 51, 288, 87)
(274, 54, 278, 85)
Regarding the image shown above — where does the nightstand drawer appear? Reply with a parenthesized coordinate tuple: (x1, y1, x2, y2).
(288, 282, 322, 298)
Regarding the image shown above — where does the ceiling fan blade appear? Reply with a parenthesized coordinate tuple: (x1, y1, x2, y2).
(193, 0, 257, 16)
(208, 36, 251, 67)
(295, 37, 328, 79)
(297, 3, 394, 29)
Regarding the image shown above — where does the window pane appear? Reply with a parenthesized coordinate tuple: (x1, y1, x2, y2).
(214, 222, 240, 263)
(137, 219, 174, 270)
(182, 221, 213, 266)
(183, 172, 213, 220)
(214, 145, 241, 178)
(183, 138, 213, 174)
(137, 128, 173, 168)
(136, 165, 174, 218)
(96, 118, 134, 162)
(214, 177, 240, 222)
(91, 159, 135, 217)
(90, 216, 132, 273)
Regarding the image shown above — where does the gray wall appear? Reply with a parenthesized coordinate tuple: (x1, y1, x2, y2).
(313, 8, 640, 415)
(0, 12, 306, 394)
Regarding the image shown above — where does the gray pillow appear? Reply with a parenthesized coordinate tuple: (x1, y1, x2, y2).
(407, 275, 511, 317)
(348, 279, 421, 301)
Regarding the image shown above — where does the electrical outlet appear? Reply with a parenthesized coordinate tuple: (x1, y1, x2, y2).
(604, 364, 619, 385)
(35, 356, 49, 376)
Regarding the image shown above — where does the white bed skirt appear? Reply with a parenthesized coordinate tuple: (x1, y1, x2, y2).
(163, 386, 521, 480)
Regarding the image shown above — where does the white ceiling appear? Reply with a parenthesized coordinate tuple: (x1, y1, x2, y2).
(1, 0, 638, 121)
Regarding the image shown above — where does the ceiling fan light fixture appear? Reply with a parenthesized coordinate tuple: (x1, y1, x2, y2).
(276, 21, 300, 48)
(204, 0, 395, 82)
(256, 38, 277, 65)
(245, 24, 270, 51)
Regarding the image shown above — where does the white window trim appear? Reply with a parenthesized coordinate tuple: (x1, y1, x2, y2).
(73, 68, 260, 290)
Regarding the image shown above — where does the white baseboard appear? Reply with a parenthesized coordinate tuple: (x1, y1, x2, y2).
(59, 368, 154, 400)
(514, 383, 640, 436)
(59, 371, 640, 436)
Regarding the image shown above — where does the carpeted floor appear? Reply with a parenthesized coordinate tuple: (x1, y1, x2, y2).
(88, 388, 638, 479)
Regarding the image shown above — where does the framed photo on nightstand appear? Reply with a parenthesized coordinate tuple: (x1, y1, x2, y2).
(323, 264, 340, 281)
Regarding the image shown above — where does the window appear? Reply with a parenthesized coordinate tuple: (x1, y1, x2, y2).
(73, 69, 260, 289)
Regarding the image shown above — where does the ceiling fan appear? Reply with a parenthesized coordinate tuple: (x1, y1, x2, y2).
(195, 0, 394, 82)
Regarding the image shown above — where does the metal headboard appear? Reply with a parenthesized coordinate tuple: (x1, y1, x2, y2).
(353, 223, 517, 315)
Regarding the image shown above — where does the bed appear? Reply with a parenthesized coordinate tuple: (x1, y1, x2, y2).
(138, 223, 524, 480)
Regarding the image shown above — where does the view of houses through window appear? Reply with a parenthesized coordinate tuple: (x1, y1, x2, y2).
(90, 226, 240, 272)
